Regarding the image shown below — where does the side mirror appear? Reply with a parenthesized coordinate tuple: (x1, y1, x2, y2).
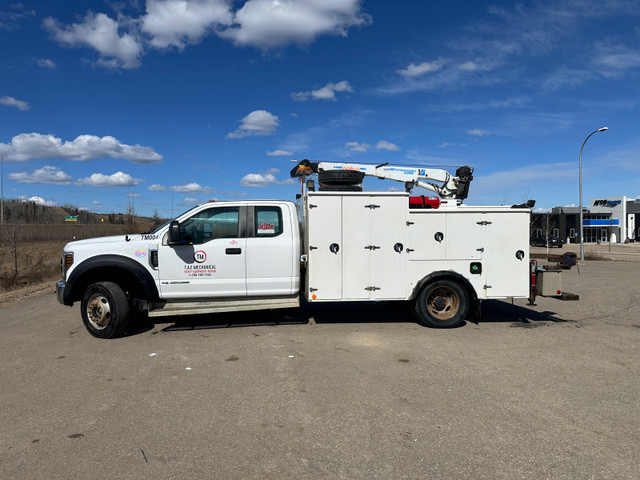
(168, 220, 181, 245)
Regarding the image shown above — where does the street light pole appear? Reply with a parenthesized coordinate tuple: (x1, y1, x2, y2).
(579, 127, 608, 261)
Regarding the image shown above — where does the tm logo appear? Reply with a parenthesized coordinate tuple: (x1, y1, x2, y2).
(194, 250, 207, 263)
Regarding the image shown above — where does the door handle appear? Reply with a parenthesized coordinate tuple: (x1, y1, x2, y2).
(225, 248, 242, 255)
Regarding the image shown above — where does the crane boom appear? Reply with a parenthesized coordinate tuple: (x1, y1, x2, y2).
(290, 160, 473, 200)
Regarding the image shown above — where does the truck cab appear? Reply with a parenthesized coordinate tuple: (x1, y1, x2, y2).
(57, 200, 301, 338)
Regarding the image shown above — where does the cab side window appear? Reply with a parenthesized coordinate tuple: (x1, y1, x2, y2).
(254, 206, 283, 237)
(180, 207, 239, 244)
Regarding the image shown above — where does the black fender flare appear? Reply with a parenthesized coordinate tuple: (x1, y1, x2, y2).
(63, 255, 159, 305)
(410, 270, 478, 303)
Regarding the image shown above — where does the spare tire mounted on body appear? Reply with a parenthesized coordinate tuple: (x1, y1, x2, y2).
(318, 170, 365, 185)
(318, 169, 365, 192)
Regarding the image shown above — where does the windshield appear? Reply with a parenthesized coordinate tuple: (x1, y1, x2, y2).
(149, 204, 202, 234)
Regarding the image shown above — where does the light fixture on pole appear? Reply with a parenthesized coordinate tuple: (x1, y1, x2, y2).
(579, 126, 608, 261)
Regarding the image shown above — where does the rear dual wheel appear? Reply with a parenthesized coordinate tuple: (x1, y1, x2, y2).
(414, 280, 468, 328)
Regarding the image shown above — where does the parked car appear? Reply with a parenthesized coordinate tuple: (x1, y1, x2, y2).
(531, 236, 564, 248)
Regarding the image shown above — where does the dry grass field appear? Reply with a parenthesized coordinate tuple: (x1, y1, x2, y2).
(0, 222, 153, 295)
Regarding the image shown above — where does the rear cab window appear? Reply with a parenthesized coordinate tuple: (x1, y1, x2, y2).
(254, 206, 283, 237)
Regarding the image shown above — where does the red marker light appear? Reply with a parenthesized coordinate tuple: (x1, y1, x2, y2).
(557, 290, 562, 295)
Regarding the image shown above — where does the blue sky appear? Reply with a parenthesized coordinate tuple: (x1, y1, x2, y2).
(1, 0, 639, 217)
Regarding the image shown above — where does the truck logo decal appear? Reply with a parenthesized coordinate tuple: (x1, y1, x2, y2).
(257, 222, 275, 234)
(194, 250, 207, 263)
(141, 234, 158, 240)
(184, 264, 217, 277)
(135, 250, 147, 258)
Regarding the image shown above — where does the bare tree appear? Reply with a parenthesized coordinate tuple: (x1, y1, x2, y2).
(126, 196, 136, 228)
(0, 224, 22, 278)
(540, 213, 558, 254)
(151, 210, 163, 229)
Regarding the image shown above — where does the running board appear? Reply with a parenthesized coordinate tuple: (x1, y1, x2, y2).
(148, 295, 300, 318)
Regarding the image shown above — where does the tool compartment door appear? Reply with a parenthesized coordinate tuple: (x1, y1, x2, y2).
(481, 211, 530, 298)
(306, 194, 343, 300)
(341, 196, 373, 299)
(342, 194, 408, 300)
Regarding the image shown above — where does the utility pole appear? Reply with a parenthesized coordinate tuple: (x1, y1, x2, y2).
(1, 155, 4, 225)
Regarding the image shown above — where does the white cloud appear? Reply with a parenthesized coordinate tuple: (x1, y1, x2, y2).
(227, 110, 279, 139)
(76, 172, 141, 187)
(33, 58, 56, 69)
(291, 80, 353, 101)
(267, 149, 293, 156)
(397, 59, 448, 78)
(172, 182, 213, 193)
(218, 0, 370, 49)
(376, 140, 400, 151)
(148, 184, 169, 191)
(19, 196, 57, 207)
(0, 96, 29, 111)
(346, 141, 369, 152)
(473, 163, 577, 199)
(44, 1, 369, 69)
(593, 42, 640, 78)
(0, 4, 36, 31)
(141, 0, 233, 49)
(7, 166, 73, 184)
(458, 61, 478, 71)
(44, 12, 143, 69)
(0, 133, 162, 163)
(240, 168, 295, 187)
(467, 129, 490, 137)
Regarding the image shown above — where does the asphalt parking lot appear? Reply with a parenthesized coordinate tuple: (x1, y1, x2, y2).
(1, 259, 639, 479)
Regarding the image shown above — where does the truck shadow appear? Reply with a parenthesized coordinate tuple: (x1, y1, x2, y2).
(474, 300, 568, 327)
(136, 299, 566, 335)
(152, 301, 407, 334)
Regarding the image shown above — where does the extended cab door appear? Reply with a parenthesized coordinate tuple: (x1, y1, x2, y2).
(158, 205, 247, 299)
(245, 204, 298, 296)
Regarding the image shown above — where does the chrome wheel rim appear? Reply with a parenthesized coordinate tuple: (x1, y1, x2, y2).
(86, 294, 111, 330)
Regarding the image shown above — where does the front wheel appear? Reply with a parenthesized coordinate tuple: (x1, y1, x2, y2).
(81, 282, 130, 338)
(414, 280, 468, 328)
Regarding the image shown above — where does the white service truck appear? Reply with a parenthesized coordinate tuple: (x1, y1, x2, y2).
(57, 160, 546, 338)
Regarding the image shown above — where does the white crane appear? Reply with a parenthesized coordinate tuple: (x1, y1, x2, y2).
(291, 159, 474, 200)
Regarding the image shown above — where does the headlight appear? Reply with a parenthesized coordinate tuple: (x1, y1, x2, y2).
(62, 252, 74, 276)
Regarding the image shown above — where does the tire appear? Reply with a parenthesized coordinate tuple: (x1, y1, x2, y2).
(318, 184, 363, 192)
(318, 170, 364, 186)
(414, 280, 468, 328)
(81, 282, 131, 339)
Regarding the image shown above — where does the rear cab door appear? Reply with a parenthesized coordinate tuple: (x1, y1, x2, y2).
(245, 202, 299, 296)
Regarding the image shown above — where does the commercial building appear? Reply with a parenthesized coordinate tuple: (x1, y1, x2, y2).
(531, 196, 640, 244)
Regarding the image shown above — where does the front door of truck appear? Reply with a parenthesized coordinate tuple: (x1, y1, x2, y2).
(158, 205, 247, 299)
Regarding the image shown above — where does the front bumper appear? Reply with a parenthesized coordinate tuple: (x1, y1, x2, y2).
(56, 281, 67, 305)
